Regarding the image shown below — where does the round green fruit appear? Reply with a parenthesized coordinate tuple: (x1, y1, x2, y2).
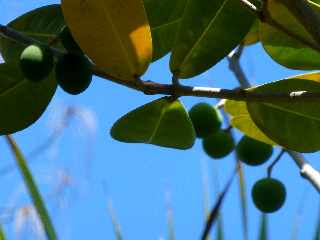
(55, 53, 92, 95)
(202, 130, 234, 159)
(19, 44, 53, 82)
(189, 103, 222, 138)
(252, 178, 286, 213)
(236, 136, 273, 166)
(59, 25, 83, 55)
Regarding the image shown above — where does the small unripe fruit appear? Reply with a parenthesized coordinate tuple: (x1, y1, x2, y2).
(19, 44, 53, 82)
(189, 103, 222, 138)
(236, 136, 273, 166)
(55, 53, 92, 95)
(252, 178, 286, 213)
(202, 130, 234, 159)
(59, 25, 83, 55)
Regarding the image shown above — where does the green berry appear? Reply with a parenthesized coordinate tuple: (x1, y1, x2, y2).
(59, 25, 83, 54)
(189, 103, 222, 138)
(236, 136, 273, 166)
(55, 53, 92, 95)
(252, 178, 286, 213)
(19, 44, 53, 82)
(202, 130, 234, 159)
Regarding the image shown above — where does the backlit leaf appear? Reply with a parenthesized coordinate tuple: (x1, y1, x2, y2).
(170, 0, 254, 78)
(61, 0, 152, 80)
(260, 0, 320, 70)
(224, 100, 275, 145)
(111, 97, 195, 149)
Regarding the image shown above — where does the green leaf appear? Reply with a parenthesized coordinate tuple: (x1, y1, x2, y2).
(144, 0, 186, 61)
(0, 5, 65, 63)
(247, 73, 320, 152)
(111, 97, 195, 149)
(169, 0, 254, 79)
(243, 20, 260, 46)
(5, 136, 57, 240)
(258, 214, 268, 240)
(0, 63, 57, 135)
(224, 100, 275, 145)
(260, 0, 320, 70)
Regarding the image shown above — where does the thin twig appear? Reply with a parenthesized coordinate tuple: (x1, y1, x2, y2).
(228, 46, 320, 193)
(267, 149, 286, 177)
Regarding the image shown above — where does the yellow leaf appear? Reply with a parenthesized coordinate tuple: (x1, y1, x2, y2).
(224, 100, 276, 145)
(61, 0, 152, 80)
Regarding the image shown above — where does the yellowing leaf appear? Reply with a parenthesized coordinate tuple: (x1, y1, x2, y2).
(61, 0, 152, 80)
(224, 100, 275, 145)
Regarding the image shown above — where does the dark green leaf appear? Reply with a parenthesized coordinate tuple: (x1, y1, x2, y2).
(0, 63, 57, 135)
(144, 0, 186, 61)
(0, 4, 64, 62)
(170, 0, 254, 78)
(111, 97, 196, 149)
(247, 73, 320, 152)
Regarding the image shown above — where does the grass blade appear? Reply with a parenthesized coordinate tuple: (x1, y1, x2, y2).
(237, 163, 248, 240)
(5, 135, 57, 240)
(314, 202, 320, 240)
(165, 191, 176, 240)
(258, 214, 268, 240)
(0, 225, 6, 240)
(107, 200, 123, 240)
(201, 164, 239, 240)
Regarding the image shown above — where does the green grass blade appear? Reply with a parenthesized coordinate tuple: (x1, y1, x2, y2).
(107, 200, 123, 240)
(5, 135, 57, 240)
(201, 164, 239, 240)
(314, 202, 320, 240)
(258, 214, 268, 240)
(165, 191, 176, 240)
(0, 225, 6, 240)
(216, 217, 224, 240)
(212, 162, 224, 240)
(237, 163, 248, 240)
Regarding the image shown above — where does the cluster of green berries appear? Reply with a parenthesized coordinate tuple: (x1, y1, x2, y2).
(188, 102, 286, 213)
(19, 26, 92, 95)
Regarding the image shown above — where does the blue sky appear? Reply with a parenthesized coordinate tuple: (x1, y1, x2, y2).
(0, 1, 320, 240)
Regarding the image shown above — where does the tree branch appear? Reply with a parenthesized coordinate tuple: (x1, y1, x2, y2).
(2, 24, 320, 104)
(228, 46, 320, 193)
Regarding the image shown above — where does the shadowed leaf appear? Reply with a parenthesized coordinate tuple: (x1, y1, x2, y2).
(0, 63, 56, 135)
(170, 0, 254, 78)
(144, 0, 186, 61)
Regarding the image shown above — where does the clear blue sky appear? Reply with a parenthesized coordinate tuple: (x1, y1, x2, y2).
(0, 1, 319, 239)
